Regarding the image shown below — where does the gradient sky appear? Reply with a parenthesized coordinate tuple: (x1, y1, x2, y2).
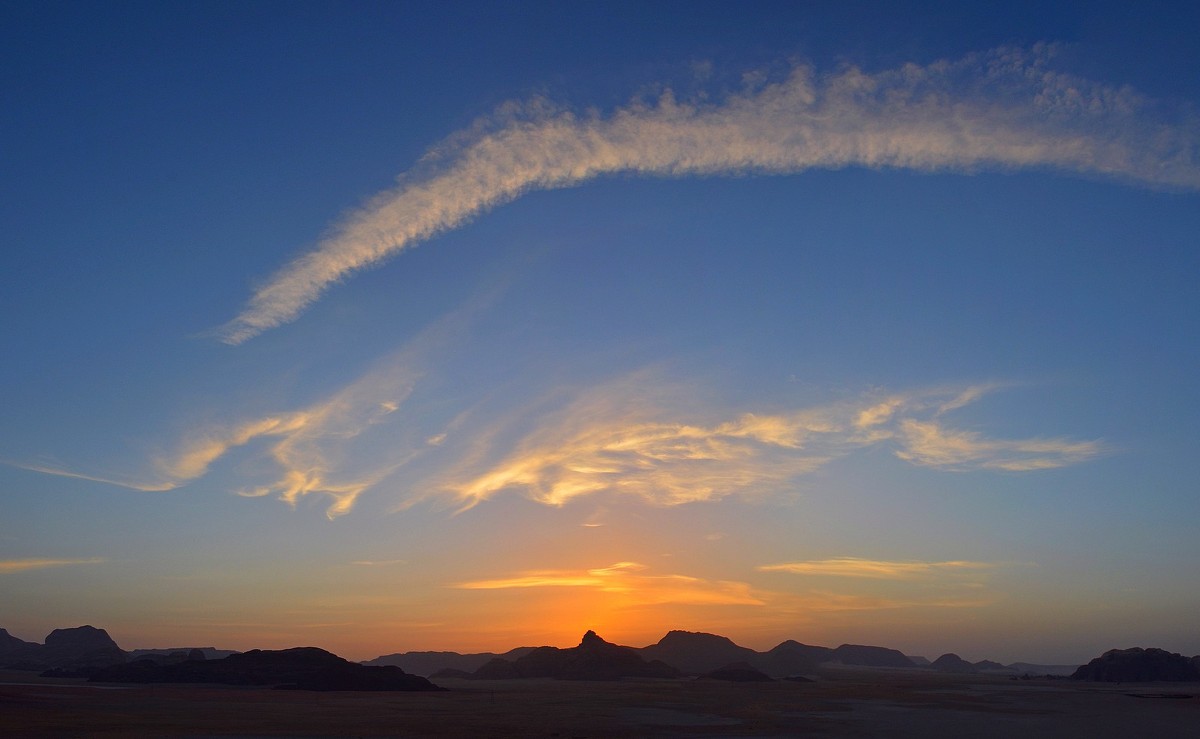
(2, 1, 1199, 664)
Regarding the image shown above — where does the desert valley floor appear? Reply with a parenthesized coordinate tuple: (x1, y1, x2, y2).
(3, 667, 1199, 738)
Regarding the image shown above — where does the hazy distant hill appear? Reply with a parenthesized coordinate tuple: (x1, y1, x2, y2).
(829, 644, 915, 668)
(129, 647, 239, 661)
(753, 640, 835, 677)
(638, 630, 761, 675)
(364, 647, 535, 676)
(930, 653, 976, 673)
(1006, 662, 1080, 676)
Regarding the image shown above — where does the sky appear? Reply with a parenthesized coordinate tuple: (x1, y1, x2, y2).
(2, 1, 1198, 664)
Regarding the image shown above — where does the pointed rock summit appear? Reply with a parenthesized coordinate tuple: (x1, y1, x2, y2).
(579, 630, 604, 647)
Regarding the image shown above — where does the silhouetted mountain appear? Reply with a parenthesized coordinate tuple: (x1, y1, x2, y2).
(638, 630, 761, 676)
(699, 662, 774, 682)
(459, 631, 679, 681)
(364, 647, 535, 677)
(930, 653, 976, 673)
(756, 640, 834, 677)
(907, 655, 931, 666)
(90, 646, 442, 691)
(0, 625, 127, 674)
(830, 644, 914, 668)
(0, 628, 39, 657)
(973, 659, 1010, 672)
(1072, 648, 1200, 682)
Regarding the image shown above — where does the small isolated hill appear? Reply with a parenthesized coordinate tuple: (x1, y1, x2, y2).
(639, 630, 760, 676)
(1072, 648, 1200, 682)
(91, 646, 442, 691)
(930, 653, 977, 673)
(757, 640, 834, 677)
(457, 631, 679, 681)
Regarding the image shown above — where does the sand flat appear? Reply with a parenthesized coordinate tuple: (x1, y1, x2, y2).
(2, 669, 1198, 737)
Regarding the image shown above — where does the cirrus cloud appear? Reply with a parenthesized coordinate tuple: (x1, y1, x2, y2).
(217, 45, 1200, 343)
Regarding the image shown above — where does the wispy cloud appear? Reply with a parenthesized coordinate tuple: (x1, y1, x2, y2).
(435, 379, 1101, 509)
(758, 557, 997, 580)
(217, 45, 1200, 342)
(1, 462, 176, 492)
(455, 561, 763, 606)
(895, 419, 1103, 471)
(10, 291, 493, 518)
(0, 557, 105, 574)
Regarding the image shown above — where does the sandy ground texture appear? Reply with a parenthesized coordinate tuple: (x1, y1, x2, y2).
(2, 667, 1198, 737)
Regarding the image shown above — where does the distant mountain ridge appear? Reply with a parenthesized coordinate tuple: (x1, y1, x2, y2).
(383, 630, 971, 679)
(91, 646, 442, 691)
(437, 630, 679, 681)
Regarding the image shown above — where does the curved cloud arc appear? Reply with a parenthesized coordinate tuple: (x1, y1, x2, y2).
(217, 46, 1200, 343)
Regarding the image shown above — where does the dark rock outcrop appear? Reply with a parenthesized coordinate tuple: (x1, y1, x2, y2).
(1072, 648, 1200, 682)
(90, 646, 442, 691)
(700, 662, 774, 682)
(930, 653, 977, 673)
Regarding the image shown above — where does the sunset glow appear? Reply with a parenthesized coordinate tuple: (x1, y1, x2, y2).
(2, 2, 1198, 666)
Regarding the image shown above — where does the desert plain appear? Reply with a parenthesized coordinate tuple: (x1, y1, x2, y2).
(3, 666, 1198, 738)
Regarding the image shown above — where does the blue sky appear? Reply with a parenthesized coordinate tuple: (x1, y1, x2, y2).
(2, 1, 1198, 662)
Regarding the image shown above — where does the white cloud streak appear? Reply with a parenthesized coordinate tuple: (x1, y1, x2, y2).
(217, 45, 1200, 343)
(0, 557, 106, 574)
(757, 557, 996, 580)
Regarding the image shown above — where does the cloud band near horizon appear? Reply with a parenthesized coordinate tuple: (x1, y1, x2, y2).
(216, 45, 1200, 344)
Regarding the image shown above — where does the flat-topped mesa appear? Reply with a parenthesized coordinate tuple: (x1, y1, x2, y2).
(1072, 647, 1200, 682)
(44, 625, 121, 653)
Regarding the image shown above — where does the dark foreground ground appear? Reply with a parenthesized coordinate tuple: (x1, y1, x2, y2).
(3, 667, 1198, 737)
